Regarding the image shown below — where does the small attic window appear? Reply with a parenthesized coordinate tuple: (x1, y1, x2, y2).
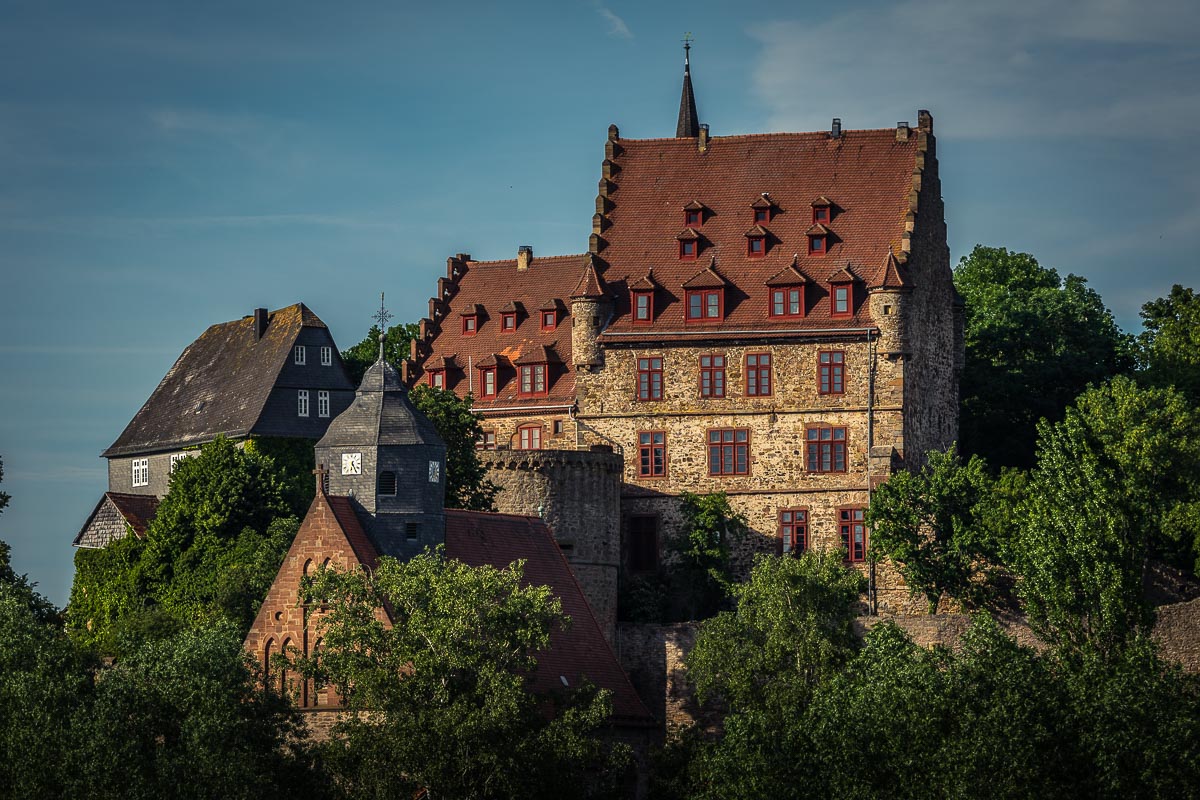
(831, 286, 852, 317)
(377, 471, 397, 496)
(813, 206, 829, 224)
(754, 207, 770, 224)
(679, 240, 697, 260)
(809, 236, 826, 254)
(632, 291, 654, 324)
(752, 195, 773, 224)
(685, 209, 702, 226)
(427, 369, 445, 389)
(501, 311, 517, 332)
(478, 366, 497, 398)
(540, 310, 557, 331)
(462, 315, 477, 335)
(748, 236, 765, 257)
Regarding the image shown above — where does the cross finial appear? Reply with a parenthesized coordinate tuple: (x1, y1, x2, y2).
(372, 292, 393, 361)
(682, 32, 693, 67)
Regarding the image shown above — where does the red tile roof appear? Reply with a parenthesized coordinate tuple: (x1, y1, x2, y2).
(326, 494, 380, 569)
(596, 128, 917, 337)
(106, 492, 160, 538)
(445, 509, 654, 726)
(419, 254, 587, 411)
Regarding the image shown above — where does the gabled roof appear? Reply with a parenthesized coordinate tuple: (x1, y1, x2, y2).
(766, 261, 813, 286)
(682, 200, 705, 211)
(629, 270, 660, 291)
(871, 250, 911, 290)
(811, 195, 833, 207)
(682, 260, 728, 289)
(427, 354, 458, 371)
(513, 344, 562, 366)
(445, 509, 655, 726)
(744, 225, 770, 238)
(831, 264, 860, 283)
(675, 227, 701, 241)
(460, 303, 482, 316)
(103, 303, 352, 457)
(571, 254, 608, 300)
(475, 352, 502, 369)
(73, 492, 160, 548)
(806, 223, 831, 236)
(751, 195, 773, 209)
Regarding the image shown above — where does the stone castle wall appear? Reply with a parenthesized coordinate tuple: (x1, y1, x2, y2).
(478, 448, 623, 642)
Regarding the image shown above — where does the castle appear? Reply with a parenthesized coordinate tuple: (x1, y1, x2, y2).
(407, 50, 961, 626)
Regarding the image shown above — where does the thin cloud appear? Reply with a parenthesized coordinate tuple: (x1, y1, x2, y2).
(595, 5, 633, 39)
(749, 0, 1200, 139)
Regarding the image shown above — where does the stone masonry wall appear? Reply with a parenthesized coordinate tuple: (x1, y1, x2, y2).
(478, 448, 623, 643)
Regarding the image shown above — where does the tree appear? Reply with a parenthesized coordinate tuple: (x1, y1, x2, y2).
(0, 455, 10, 517)
(69, 437, 300, 651)
(1012, 377, 1200, 658)
(410, 384, 498, 511)
(1138, 284, 1200, 404)
(954, 245, 1132, 469)
(866, 446, 1003, 612)
(340, 322, 419, 386)
(668, 492, 747, 620)
(288, 549, 629, 799)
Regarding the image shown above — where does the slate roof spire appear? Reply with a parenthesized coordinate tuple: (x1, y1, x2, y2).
(676, 34, 700, 138)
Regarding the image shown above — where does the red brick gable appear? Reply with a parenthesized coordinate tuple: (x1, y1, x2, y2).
(596, 129, 919, 338)
(416, 254, 585, 411)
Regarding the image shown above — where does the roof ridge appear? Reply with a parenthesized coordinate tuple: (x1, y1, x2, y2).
(618, 128, 912, 144)
(466, 253, 590, 267)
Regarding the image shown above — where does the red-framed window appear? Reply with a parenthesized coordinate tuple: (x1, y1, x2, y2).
(747, 236, 766, 258)
(686, 289, 723, 322)
(638, 431, 667, 478)
(679, 240, 698, 260)
(745, 352, 772, 397)
(840, 507, 867, 562)
(518, 364, 547, 397)
(632, 291, 654, 324)
(708, 428, 750, 476)
(540, 310, 557, 331)
(831, 285, 852, 317)
(462, 315, 477, 335)
(809, 235, 826, 254)
(819, 351, 845, 395)
(427, 369, 445, 389)
(501, 311, 517, 332)
(812, 206, 830, 224)
(770, 287, 804, 318)
(628, 515, 658, 573)
(637, 357, 663, 401)
(476, 430, 496, 450)
(517, 424, 543, 451)
(754, 207, 770, 224)
(779, 509, 808, 556)
(478, 367, 497, 399)
(806, 426, 847, 473)
(684, 209, 702, 227)
(699, 354, 725, 398)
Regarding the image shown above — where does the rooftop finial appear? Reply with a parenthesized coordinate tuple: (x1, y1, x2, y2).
(676, 34, 700, 138)
(372, 292, 393, 362)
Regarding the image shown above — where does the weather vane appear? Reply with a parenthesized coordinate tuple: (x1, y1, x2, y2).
(682, 32, 693, 60)
(372, 292, 393, 360)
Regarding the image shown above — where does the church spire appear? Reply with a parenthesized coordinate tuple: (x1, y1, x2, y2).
(676, 34, 699, 138)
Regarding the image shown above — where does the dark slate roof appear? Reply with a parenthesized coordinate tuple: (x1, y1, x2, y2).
(72, 492, 160, 546)
(103, 303, 347, 457)
(676, 53, 699, 138)
(318, 356, 444, 448)
(445, 510, 655, 727)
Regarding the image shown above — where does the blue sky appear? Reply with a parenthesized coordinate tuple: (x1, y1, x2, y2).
(2, 0, 1198, 605)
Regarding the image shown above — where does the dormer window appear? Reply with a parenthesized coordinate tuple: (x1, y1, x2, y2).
(754, 208, 769, 224)
(751, 195, 773, 224)
(462, 315, 477, 335)
(807, 224, 830, 256)
(811, 196, 833, 224)
(686, 289, 723, 322)
(745, 225, 769, 259)
(519, 364, 548, 397)
(540, 309, 557, 331)
(770, 287, 804, 318)
(677, 228, 700, 261)
(683, 200, 705, 227)
(501, 311, 517, 332)
(478, 367, 497, 398)
(632, 291, 654, 324)
(427, 369, 445, 389)
(830, 266, 858, 318)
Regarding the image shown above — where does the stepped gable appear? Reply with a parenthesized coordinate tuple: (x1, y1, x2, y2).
(72, 492, 160, 548)
(417, 253, 586, 411)
(445, 509, 655, 727)
(104, 303, 351, 456)
(597, 128, 921, 338)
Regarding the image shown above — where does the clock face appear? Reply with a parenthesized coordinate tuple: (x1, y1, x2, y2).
(428, 460, 440, 483)
(342, 452, 362, 475)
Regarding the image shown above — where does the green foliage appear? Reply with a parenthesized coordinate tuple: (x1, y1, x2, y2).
(1013, 377, 1200, 658)
(410, 384, 498, 511)
(954, 245, 1132, 469)
(288, 549, 630, 799)
(867, 446, 1005, 612)
(68, 437, 300, 652)
(1138, 284, 1200, 404)
(669, 492, 746, 620)
(340, 322, 419, 386)
(0, 455, 10, 516)
(244, 435, 316, 518)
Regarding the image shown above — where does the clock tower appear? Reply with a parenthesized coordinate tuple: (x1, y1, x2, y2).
(314, 353, 447, 559)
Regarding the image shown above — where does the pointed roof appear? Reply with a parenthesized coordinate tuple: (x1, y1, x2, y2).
(831, 264, 860, 283)
(459, 303, 482, 316)
(683, 199, 705, 211)
(676, 44, 699, 138)
(318, 355, 444, 448)
(766, 260, 813, 286)
(682, 258, 728, 289)
(629, 269, 660, 292)
(103, 303, 354, 457)
(514, 344, 562, 365)
(675, 227, 701, 241)
(871, 250, 911, 290)
(744, 224, 770, 238)
(570, 254, 608, 299)
(811, 195, 833, 207)
(806, 223, 831, 236)
(751, 195, 773, 210)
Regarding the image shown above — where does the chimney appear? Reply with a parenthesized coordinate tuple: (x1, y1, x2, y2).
(831, 118, 842, 138)
(253, 308, 268, 339)
(896, 122, 910, 142)
(517, 245, 533, 271)
(698, 123, 709, 153)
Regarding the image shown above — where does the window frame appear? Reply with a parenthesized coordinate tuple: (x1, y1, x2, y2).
(462, 315, 478, 336)
(637, 430, 667, 479)
(518, 363, 548, 397)
(753, 207, 771, 224)
(684, 208, 702, 227)
(745, 352, 773, 397)
(517, 424, 543, 451)
(698, 353, 726, 398)
(809, 235, 827, 255)
(778, 508, 809, 556)
(320, 346, 332, 366)
(294, 345, 306, 365)
(427, 369, 445, 389)
(297, 389, 310, 418)
(317, 389, 330, 418)
(131, 458, 149, 487)
(632, 291, 654, 325)
(747, 235, 766, 258)
(477, 430, 497, 450)
(769, 286, 805, 319)
(500, 312, 517, 332)
(831, 285, 852, 318)
(679, 239, 698, 260)
(812, 206, 830, 224)
(685, 289, 724, 323)
(839, 507, 868, 563)
(540, 310, 557, 332)
(636, 356, 664, 401)
(819, 351, 845, 395)
(707, 427, 751, 476)
(806, 425, 848, 473)
(478, 367, 497, 399)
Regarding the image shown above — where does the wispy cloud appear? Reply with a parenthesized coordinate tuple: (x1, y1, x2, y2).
(749, 0, 1200, 139)
(594, 5, 633, 39)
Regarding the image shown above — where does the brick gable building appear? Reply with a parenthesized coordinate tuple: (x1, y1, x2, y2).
(409, 60, 962, 614)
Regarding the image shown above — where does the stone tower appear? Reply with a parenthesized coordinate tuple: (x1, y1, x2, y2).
(315, 354, 447, 559)
(570, 253, 610, 371)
